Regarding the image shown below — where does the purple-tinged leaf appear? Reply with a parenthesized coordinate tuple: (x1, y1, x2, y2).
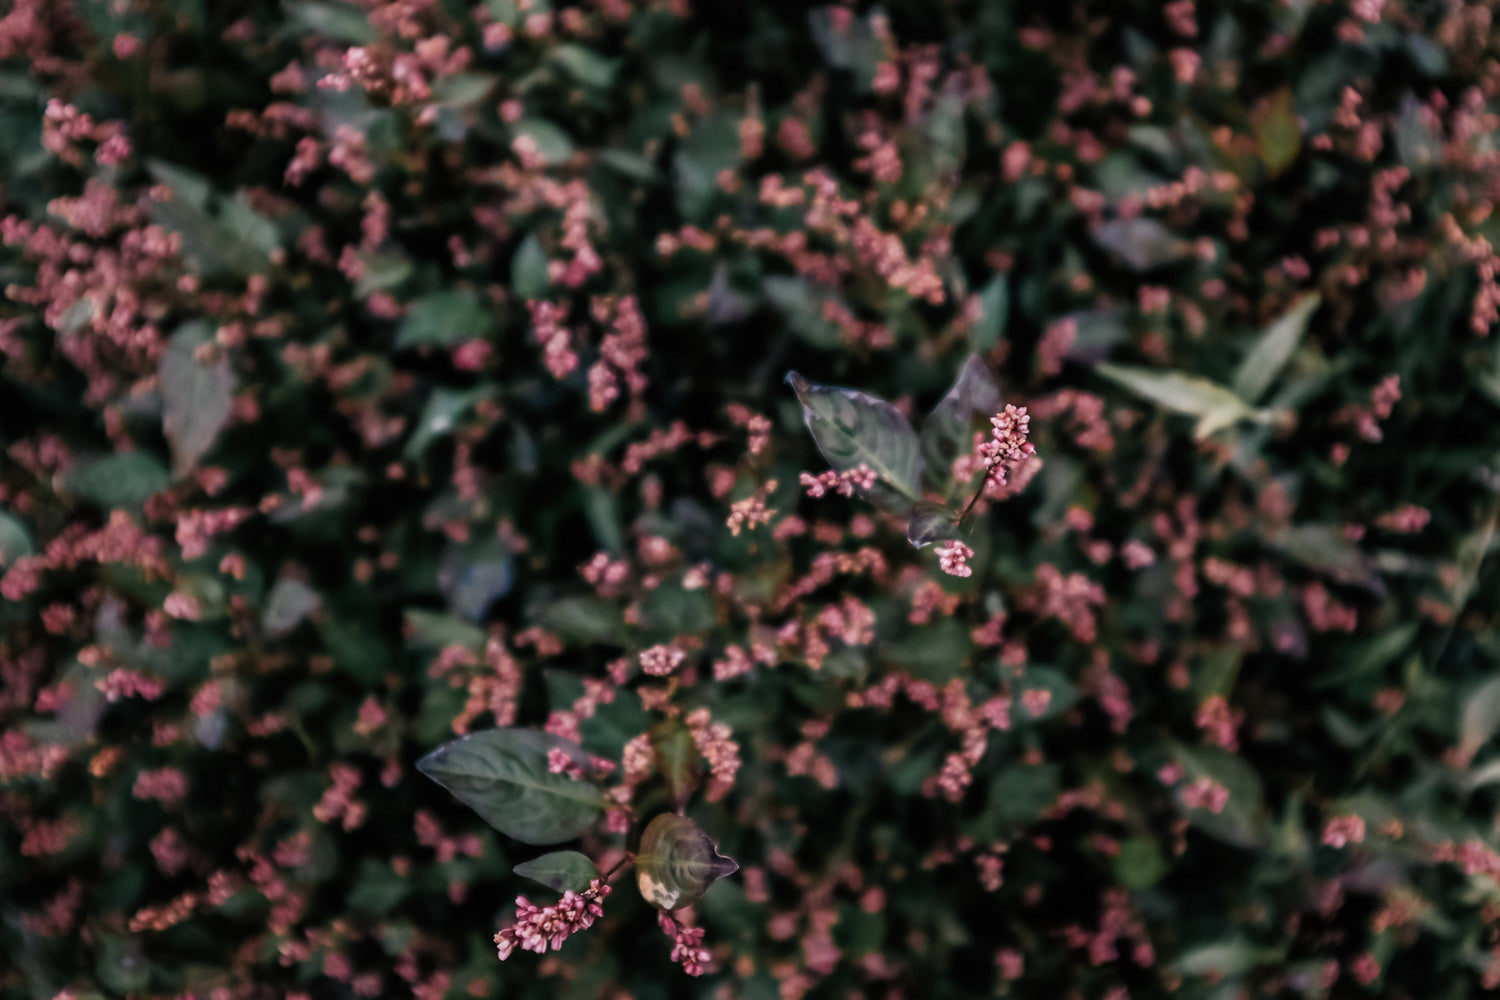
(161, 322, 234, 478)
(636, 813, 738, 912)
(650, 719, 701, 810)
(786, 371, 923, 514)
(907, 501, 962, 550)
(1090, 218, 1194, 272)
(921, 354, 1001, 499)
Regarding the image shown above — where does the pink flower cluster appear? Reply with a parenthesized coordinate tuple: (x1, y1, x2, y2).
(1322, 815, 1366, 848)
(658, 910, 711, 976)
(799, 463, 877, 498)
(979, 405, 1035, 487)
(936, 540, 973, 578)
(494, 879, 611, 960)
(640, 644, 687, 677)
(686, 707, 741, 801)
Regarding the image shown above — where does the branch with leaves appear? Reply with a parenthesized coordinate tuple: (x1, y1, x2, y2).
(787, 354, 1037, 576)
(418, 728, 737, 974)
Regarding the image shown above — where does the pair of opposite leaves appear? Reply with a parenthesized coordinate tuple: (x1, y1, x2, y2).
(418, 727, 737, 910)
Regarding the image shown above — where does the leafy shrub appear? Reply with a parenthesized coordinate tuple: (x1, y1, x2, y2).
(5, 1, 1500, 998)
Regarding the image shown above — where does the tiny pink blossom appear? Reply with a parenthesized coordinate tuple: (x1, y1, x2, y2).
(494, 879, 611, 960)
(1322, 814, 1366, 848)
(658, 910, 711, 976)
(640, 644, 687, 677)
(936, 540, 974, 577)
(1179, 776, 1229, 814)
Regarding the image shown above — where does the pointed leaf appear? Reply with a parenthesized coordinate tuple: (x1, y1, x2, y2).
(550, 44, 621, 89)
(417, 728, 606, 844)
(1232, 293, 1320, 404)
(395, 290, 491, 349)
(1090, 218, 1194, 271)
(786, 371, 923, 513)
(650, 719, 702, 809)
(970, 275, 1009, 353)
(907, 501, 962, 550)
(161, 322, 235, 477)
(635, 813, 739, 912)
(1267, 524, 1382, 592)
(513, 118, 575, 165)
(921, 354, 1001, 499)
(0, 511, 33, 566)
(286, 1, 380, 43)
(514, 850, 601, 895)
(1460, 675, 1500, 763)
(511, 233, 550, 301)
(764, 277, 842, 349)
(1096, 362, 1252, 440)
(146, 161, 276, 278)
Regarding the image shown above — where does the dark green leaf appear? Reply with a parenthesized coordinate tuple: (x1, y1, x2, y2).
(763, 277, 842, 349)
(920, 353, 1001, 499)
(635, 813, 738, 911)
(970, 275, 1009, 353)
(403, 609, 486, 651)
(513, 118, 575, 165)
(403, 386, 493, 460)
(395, 290, 491, 349)
(786, 371, 923, 513)
(907, 501, 962, 550)
(540, 595, 623, 645)
(650, 719, 702, 809)
(1267, 523, 1382, 592)
(1114, 837, 1169, 889)
(353, 251, 413, 298)
(146, 161, 276, 278)
(514, 850, 600, 894)
(638, 584, 716, 636)
(0, 511, 34, 565)
(511, 233, 550, 301)
(551, 45, 621, 89)
(418, 728, 606, 845)
(286, 1, 379, 43)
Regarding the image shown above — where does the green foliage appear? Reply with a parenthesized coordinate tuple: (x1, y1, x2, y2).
(5, 0, 1500, 997)
(417, 729, 606, 845)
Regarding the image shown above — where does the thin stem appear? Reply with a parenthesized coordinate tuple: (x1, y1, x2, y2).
(959, 467, 996, 519)
(600, 853, 635, 882)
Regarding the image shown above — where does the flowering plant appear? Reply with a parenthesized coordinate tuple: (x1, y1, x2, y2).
(5, 0, 1500, 998)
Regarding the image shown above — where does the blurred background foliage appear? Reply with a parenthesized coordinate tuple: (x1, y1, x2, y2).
(5, 0, 1500, 997)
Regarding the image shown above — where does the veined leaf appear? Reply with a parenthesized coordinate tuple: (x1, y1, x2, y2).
(920, 353, 1001, 500)
(1232, 293, 1320, 404)
(650, 719, 701, 809)
(786, 371, 923, 513)
(1096, 362, 1254, 441)
(635, 813, 738, 911)
(907, 501, 962, 550)
(418, 728, 606, 844)
(514, 851, 600, 895)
